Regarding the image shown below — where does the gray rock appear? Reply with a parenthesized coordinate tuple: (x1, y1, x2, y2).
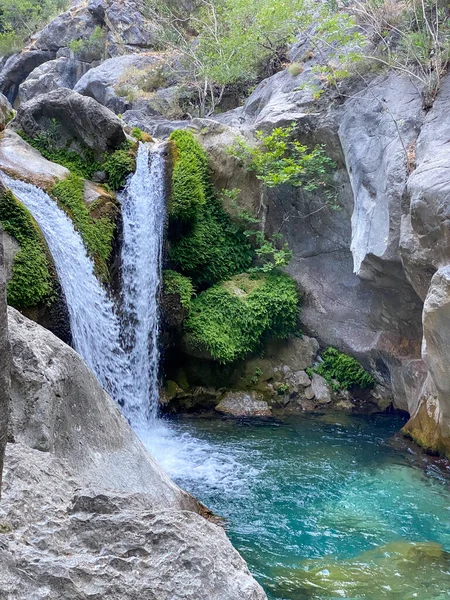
(0, 130, 69, 187)
(304, 386, 315, 401)
(88, 0, 108, 19)
(122, 109, 190, 137)
(0, 443, 267, 600)
(13, 88, 126, 153)
(311, 373, 332, 404)
(289, 370, 312, 388)
(0, 50, 53, 103)
(7, 307, 196, 509)
(19, 57, 92, 103)
(0, 92, 12, 130)
(105, 0, 159, 49)
(74, 54, 161, 113)
(0, 227, 10, 497)
(265, 336, 319, 371)
(1, 231, 19, 282)
(33, 5, 102, 54)
(216, 392, 272, 417)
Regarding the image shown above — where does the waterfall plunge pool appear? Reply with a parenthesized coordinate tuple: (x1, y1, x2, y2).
(144, 412, 450, 600)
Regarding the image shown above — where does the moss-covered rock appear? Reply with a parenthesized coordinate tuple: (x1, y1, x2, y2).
(0, 186, 54, 309)
(50, 174, 118, 282)
(184, 272, 300, 364)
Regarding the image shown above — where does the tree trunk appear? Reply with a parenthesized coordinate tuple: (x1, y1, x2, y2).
(0, 227, 10, 499)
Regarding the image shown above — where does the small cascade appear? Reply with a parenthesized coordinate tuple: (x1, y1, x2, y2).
(1, 173, 131, 405)
(119, 143, 166, 427)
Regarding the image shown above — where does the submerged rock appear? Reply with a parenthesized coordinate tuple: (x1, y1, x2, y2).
(216, 391, 272, 417)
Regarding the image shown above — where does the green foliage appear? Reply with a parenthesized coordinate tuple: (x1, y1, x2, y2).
(0, 0, 67, 56)
(102, 141, 137, 191)
(69, 25, 105, 61)
(185, 272, 299, 363)
(130, 127, 153, 142)
(50, 174, 116, 280)
(308, 347, 375, 391)
(168, 129, 210, 221)
(228, 125, 336, 198)
(163, 270, 194, 310)
(168, 130, 253, 286)
(0, 189, 53, 308)
(18, 128, 102, 179)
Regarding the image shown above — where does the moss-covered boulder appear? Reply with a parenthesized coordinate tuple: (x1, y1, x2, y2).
(183, 272, 300, 364)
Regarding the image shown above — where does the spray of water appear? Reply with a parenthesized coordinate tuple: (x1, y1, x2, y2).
(119, 143, 166, 427)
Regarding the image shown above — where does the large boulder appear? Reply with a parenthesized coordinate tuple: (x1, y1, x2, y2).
(74, 53, 161, 112)
(0, 228, 10, 497)
(0, 442, 267, 600)
(19, 57, 93, 103)
(12, 88, 126, 153)
(7, 307, 194, 506)
(3, 307, 267, 599)
(216, 392, 272, 417)
(0, 50, 53, 103)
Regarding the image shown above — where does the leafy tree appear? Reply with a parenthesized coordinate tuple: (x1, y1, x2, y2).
(146, 0, 313, 115)
(0, 0, 67, 55)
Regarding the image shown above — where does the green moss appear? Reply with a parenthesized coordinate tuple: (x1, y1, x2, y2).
(168, 130, 253, 287)
(17, 131, 102, 179)
(308, 347, 375, 390)
(0, 189, 53, 308)
(163, 270, 194, 310)
(184, 272, 299, 364)
(102, 141, 137, 190)
(50, 174, 116, 280)
(131, 127, 153, 143)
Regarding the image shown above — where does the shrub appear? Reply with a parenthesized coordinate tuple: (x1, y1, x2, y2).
(0, 189, 53, 308)
(309, 347, 375, 390)
(168, 130, 253, 286)
(163, 270, 194, 310)
(184, 272, 299, 363)
(228, 125, 336, 199)
(50, 174, 117, 280)
(69, 26, 106, 61)
(102, 141, 137, 190)
(18, 130, 102, 179)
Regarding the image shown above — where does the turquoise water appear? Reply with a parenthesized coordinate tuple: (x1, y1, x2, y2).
(146, 413, 450, 599)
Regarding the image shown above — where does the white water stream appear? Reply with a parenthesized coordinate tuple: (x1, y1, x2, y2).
(1, 147, 238, 490)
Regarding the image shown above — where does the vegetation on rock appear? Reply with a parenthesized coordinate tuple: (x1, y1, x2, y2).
(185, 273, 299, 364)
(228, 125, 337, 201)
(163, 269, 194, 311)
(308, 347, 375, 390)
(69, 25, 106, 61)
(102, 141, 137, 191)
(50, 174, 117, 280)
(168, 130, 253, 286)
(0, 189, 53, 308)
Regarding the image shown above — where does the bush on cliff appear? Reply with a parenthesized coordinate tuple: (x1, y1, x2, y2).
(308, 347, 375, 390)
(168, 130, 253, 287)
(0, 189, 53, 308)
(184, 273, 300, 363)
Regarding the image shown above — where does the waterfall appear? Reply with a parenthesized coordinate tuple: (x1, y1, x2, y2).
(1, 173, 132, 406)
(119, 143, 166, 427)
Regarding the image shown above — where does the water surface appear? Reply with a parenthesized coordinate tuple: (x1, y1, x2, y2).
(146, 413, 450, 599)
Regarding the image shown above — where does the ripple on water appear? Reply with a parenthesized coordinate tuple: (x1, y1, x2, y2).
(141, 413, 450, 599)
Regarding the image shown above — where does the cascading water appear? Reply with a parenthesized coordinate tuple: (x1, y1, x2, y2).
(1, 173, 131, 405)
(119, 143, 166, 428)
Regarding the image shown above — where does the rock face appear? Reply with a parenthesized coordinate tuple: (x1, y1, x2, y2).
(0, 229, 10, 497)
(8, 307, 194, 506)
(2, 308, 267, 599)
(216, 392, 272, 417)
(0, 443, 267, 600)
(12, 88, 126, 153)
